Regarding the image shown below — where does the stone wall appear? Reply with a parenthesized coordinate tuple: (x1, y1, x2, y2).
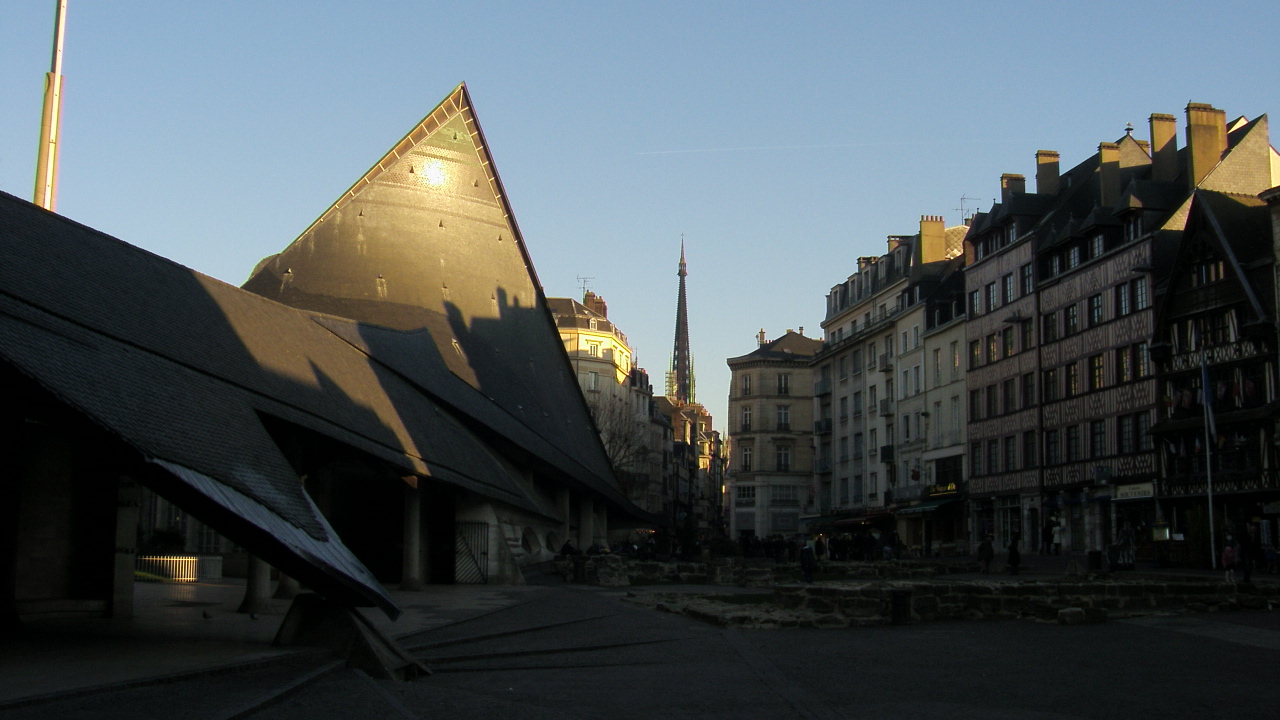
(553, 556, 980, 587)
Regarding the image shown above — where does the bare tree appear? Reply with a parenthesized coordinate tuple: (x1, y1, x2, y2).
(587, 395, 656, 497)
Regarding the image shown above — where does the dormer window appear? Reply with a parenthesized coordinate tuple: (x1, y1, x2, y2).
(1050, 255, 1061, 276)
(1124, 215, 1143, 243)
(1090, 234, 1104, 259)
(1068, 246, 1081, 269)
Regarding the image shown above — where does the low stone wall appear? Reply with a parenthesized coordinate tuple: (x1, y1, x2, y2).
(772, 579, 1278, 625)
(553, 555, 978, 587)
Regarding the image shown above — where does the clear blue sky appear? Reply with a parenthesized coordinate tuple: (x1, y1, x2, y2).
(4, 1, 1279, 426)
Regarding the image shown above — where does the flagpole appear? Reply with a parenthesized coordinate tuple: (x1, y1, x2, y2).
(34, 0, 68, 212)
(1202, 349, 1216, 570)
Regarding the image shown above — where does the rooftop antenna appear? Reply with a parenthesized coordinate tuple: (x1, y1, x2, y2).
(576, 275, 594, 300)
(955, 194, 981, 225)
(34, 0, 68, 212)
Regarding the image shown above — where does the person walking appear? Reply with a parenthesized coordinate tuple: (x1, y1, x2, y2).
(977, 534, 995, 574)
(1222, 536, 1237, 584)
(800, 539, 818, 583)
(1007, 531, 1022, 576)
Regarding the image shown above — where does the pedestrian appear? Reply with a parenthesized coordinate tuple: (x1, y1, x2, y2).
(1222, 535, 1237, 583)
(1007, 531, 1021, 575)
(1239, 524, 1258, 584)
(1051, 520, 1063, 556)
(800, 539, 818, 583)
(977, 534, 995, 574)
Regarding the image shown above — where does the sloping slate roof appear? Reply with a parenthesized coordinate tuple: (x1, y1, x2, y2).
(0, 190, 569, 615)
(727, 331, 824, 363)
(242, 83, 625, 504)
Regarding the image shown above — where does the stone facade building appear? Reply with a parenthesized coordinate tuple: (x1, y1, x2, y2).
(725, 330, 823, 538)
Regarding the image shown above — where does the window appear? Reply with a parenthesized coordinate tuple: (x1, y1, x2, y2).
(1022, 431, 1037, 469)
(1066, 426, 1081, 462)
(1124, 214, 1142, 242)
(777, 374, 790, 395)
(1022, 373, 1036, 409)
(1020, 263, 1034, 295)
(588, 342, 599, 356)
(1090, 233, 1105, 259)
(853, 433, 864, 458)
(987, 283, 998, 312)
(838, 397, 848, 421)
(838, 356, 848, 379)
(1044, 368, 1059, 402)
(970, 389, 982, 419)
(913, 325, 920, 348)
(1117, 347, 1133, 383)
(970, 442, 983, 476)
(987, 334, 998, 363)
(1088, 294, 1103, 327)
(951, 396, 960, 434)
(1135, 342, 1151, 378)
(869, 472, 879, 498)
(1089, 355, 1104, 391)
(775, 445, 791, 472)
(933, 348, 941, 387)
(588, 371, 600, 390)
(1136, 411, 1152, 451)
(970, 289, 982, 316)
(776, 405, 791, 431)
(901, 415, 911, 441)
(969, 340, 981, 369)
(1134, 277, 1149, 310)
(951, 342, 960, 378)
(1002, 378, 1016, 414)
(986, 384, 998, 418)
(1090, 420, 1106, 458)
(1064, 305, 1079, 336)
(1065, 362, 1080, 397)
(1117, 414, 1136, 455)
(1020, 319, 1034, 352)
(741, 446, 753, 471)
(1002, 327, 1015, 358)
(852, 391, 863, 416)
(852, 349, 862, 374)
(1068, 246, 1081, 268)
(1002, 274, 1015, 304)
(1116, 283, 1131, 316)
(741, 406, 752, 431)
(771, 485, 798, 507)
(1044, 311, 1059, 342)
(1050, 255, 1061, 276)
(1045, 429, 1061, 464)
(839, 477, 849, 504)
(741, 374, 753, 396)
(987, 440, 1000, 474)
(736, 485, 755, 505)
(1004, 437, 1017, 472)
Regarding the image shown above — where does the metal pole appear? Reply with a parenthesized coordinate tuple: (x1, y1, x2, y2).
(34, 0, 67, 211)
(1203, 352, 1217, 570)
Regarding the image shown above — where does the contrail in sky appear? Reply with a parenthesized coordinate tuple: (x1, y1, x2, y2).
(635, 140, 999, 155)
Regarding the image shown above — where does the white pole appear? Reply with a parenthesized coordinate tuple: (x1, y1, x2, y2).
(34, 0, 68, 211)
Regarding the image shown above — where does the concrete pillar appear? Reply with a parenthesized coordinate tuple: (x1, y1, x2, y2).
(556, 488, 571, 550)
(237, 555, 272, 614)
(596, 501, 609, 547)
(401, 482, 424, 590)
(109, 475, 141, 619)
(272, 573, 301, 599)
(578, 495, 595, 550)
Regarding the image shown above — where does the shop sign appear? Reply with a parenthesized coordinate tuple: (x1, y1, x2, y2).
(1114, 482, 1154, 501)
(1262, 502, 1280, 515)
(929, 482, 957, 497)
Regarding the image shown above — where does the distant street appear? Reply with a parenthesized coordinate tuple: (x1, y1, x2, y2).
(8, 583, 1280, 720)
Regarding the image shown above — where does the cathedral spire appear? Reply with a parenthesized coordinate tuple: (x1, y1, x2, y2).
(669, 237, 692, 405)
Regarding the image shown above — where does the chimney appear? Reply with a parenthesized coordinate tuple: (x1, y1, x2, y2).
(1185, 102, 1227, 189)
(1000, 173, 1026, 203)
(798, 326, 804, 336)
(1149, 113, 1178, 183)
(1036, 151, 1060, 195)
(1098, 142, 1120, 207)
(583, 291, 608, 318)
(757, 328, 767, 346)
(918, 214, 947, 264)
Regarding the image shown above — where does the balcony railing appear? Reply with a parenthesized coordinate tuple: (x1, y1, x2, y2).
(879, 354, 894, 372)
(814, 378, 832, 395)
(814, 418, 832, 434)
(880, 398, 894, 415)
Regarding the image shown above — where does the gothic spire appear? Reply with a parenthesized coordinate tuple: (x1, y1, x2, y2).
(670, 238, 692, 405)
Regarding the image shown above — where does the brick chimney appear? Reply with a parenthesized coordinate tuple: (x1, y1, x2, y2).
(918, 215, 947, 264)
(757, 328, 767, 346)
(1036, 151, 1060, 195)
(1185, 103, 1227, 188)
(1149, 113, 1178, 183)
(583, 291, 608, 318)
(1098, 142, 1120, 207)
(1000, 173, 1026, 203)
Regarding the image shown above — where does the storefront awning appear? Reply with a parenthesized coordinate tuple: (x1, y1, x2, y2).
(895, 497, 958, 516)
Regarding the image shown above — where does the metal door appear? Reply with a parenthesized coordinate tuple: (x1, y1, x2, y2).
(455, 521, 489, 584)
